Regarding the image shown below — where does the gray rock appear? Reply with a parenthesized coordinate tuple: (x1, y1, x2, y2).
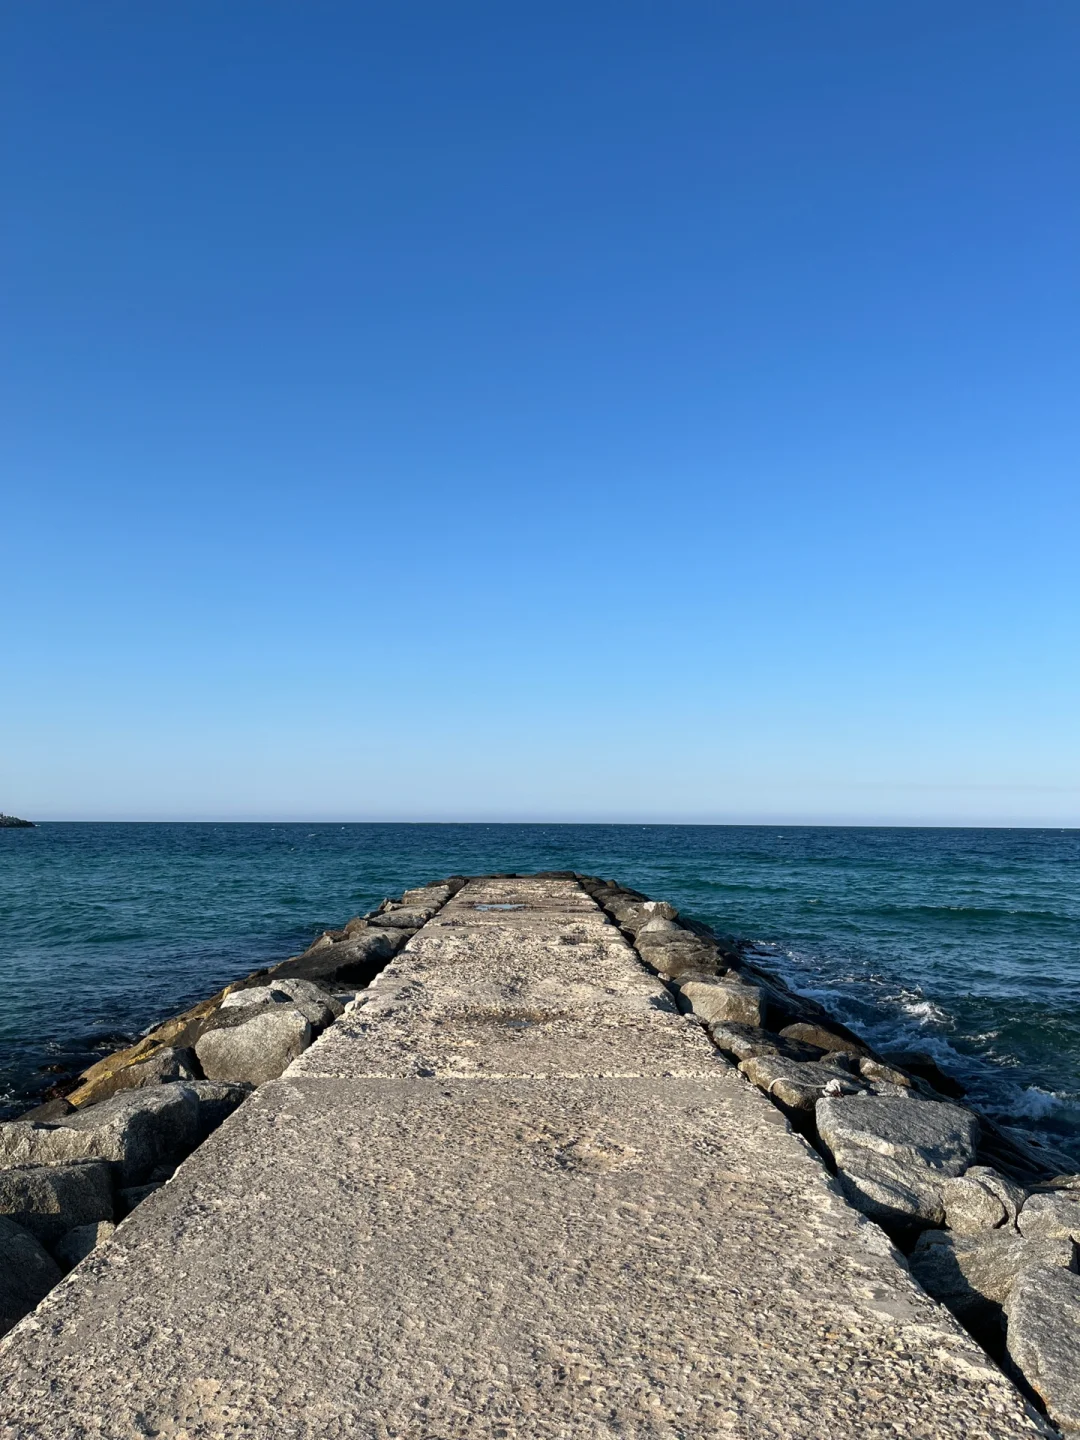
(816, 1095, 980, 1228)
(678, 977, 764, 1028)
(372, 907, 428, 930)
(636, 916, 681, 936)
(0, 1160, 113, 1242)
(707, 1023, 830, 1065)
(218, 978, 341, 1029)
(1005, 1266, 1080, 1433)
(187, 1080, 252, 1138)
(910, 1228, 1075, 1325)
(707, 1022, 784, 1063)
(943, 1166, 1026, 1235)
(0, 1216, 61, 1337)
(53, 1220, 116, 1271)
(18, 1097, 76, 1123)
(69, 1045, 200, 1107)
(1018, 1190, 1080, 1242)
(779, 1022, 868, 1056)
(880, 1050, 966, 1099)
(0, 1085, 201, 1185)
(739, 1055, 868, 1115)
(857, 1058, 914, 1088)
(117, 1182, 164, 1216)
(268, 927, 400, 985)
(195, 1007, 313, 1086)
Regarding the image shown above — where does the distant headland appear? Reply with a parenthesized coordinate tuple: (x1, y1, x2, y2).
(0, 814, 36, 828)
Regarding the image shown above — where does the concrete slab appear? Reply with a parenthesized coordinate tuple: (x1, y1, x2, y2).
(0, 1075, 1039, 1439)
(0, 875, 1042, 1438)
(290, 1004, 724, 1079)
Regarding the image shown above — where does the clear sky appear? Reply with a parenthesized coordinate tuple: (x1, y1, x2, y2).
(2, 2, 1077, 824)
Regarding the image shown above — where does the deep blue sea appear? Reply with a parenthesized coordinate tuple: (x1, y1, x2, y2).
(1, 823, 1078, 1161)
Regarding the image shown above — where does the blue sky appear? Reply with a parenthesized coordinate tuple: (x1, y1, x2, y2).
(2, 2, 1078, 823)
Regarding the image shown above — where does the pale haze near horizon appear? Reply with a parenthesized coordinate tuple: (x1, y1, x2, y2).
(2, 3, 1078, 828)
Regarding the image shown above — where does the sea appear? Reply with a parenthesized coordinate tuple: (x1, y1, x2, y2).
(1, 823, 1078, 1163)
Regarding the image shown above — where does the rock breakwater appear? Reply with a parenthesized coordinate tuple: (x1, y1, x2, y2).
(579, 874, 1080, 1435)
(0, 872, 1077, 1436)
(0, 878, 461, 1335)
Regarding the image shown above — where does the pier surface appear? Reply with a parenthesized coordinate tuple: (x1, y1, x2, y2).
(0, 878, 1040, 1437)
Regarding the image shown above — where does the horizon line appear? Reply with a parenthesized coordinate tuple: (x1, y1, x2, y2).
(10, 817, 1079, 831)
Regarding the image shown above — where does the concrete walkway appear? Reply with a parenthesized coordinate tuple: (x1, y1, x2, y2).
(0, 878, 1041, 1438)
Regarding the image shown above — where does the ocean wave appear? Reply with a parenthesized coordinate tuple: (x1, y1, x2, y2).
(985, 1086, 1069, 1122)
(892, 993, 951, 1027)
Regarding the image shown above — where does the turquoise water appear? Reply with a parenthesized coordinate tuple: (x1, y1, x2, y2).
(1, 823, 1078, 1160)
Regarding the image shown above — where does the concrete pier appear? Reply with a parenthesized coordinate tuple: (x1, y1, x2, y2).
(0, 878, 1042, 1437)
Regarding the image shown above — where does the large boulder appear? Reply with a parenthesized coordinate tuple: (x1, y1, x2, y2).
(943, 1166, 1026, 1235)
(779, 1021, 868, 1056)
(0, 1085, 200, 1184)
(910, 1228, 1075, 1326)
(367, 906, 429, 930)
(19, 1097, 76, 1123)
(738, 1054, 867, 1116)
(1018, 1190, 1080, 1242)
(218, 978, 341, 1029)
(268, 927, 400, 985)
(879, 1050, 965, 1099)
(0, 1217, 61, 1337)
(633, 921, 722, 980)
(0, 1160, 113, 1242)
(857, 1058, 915, 1089)
(1006, 1266, 1080, 1433)
(53, 1219, 116, 1272)
(707, 1022, 827, 1065)
(816, 1095, 980, 1229)
(64, 1046, 199, 1109)
(678, 977, 765, 1028)
(195, 1007, 312, 1085)
(187, 1080, 252, 1139)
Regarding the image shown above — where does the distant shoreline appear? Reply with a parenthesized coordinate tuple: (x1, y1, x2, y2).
(0, 814, 35, 828)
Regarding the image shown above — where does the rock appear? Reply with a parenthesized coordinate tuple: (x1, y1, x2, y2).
(268, 927, 401, 985)
(0, 814, 35, 828)
(635, 931, 722, 981)
(66, 991, 229, 1105)
(779, 1021, 868, 1056)
(18, 1097, 76, 1122)
(371, 907, 428, 930)
(989, 1124, 1079, 1182)
(816, 1095, 980, 1229)
(117, 1182, 163, 1216)
(910, 1228, 1075, 1326)
(880, 1050, 965, 1099)
(858, 1058, 913, 1088)
(678, 977, 764, 1028)
(218, 978, 341, 1029)
(707, 1022, 829, 1065)
(739, 1055, 868, 1116)
(195, 1007, 313, 1086)
(1005, 1266, 1080, 1433)
(0, 1084, 201, 1184)
(707, 1023, 785, 1063)
(1018, 1189, 1080, 1242)
(64, 1046, 200, 1108)
(401, 884, 454, 915)
(0, 1160, 113, 1242)
(943, 1166, 1026, 1235)
(53, 1220, 115, 1271)
(0, 1217, 61, 1336)
(187, 1080, 252, 1139)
